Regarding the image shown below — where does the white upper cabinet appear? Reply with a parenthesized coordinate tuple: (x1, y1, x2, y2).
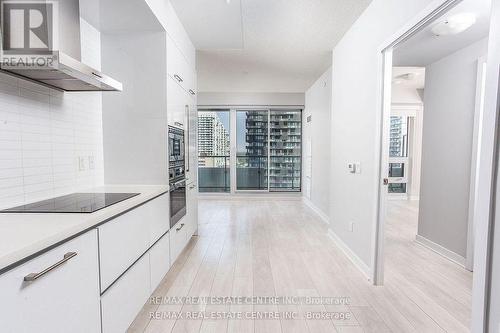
(0, 231, 101, 333)
(186, 102, 198, 183)
(167, 75, 188, 128)
(167, 34, 197, 98)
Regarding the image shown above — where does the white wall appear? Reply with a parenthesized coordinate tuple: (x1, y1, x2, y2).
(303, 68, 332, 218)
(0, 21, 104, 210)
(391, 85, 423, 104)
(329, 0, 443, 268)
(197, 92, 305, 107)
(101, 32, 168, 185)
(418, 38, 488, 258)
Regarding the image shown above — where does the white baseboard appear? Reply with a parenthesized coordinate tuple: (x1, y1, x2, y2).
(327, 229, 371, 280)
(302, 197, 329, 225)
(199, 193, 302, 201)
(415, 234, 466, 268)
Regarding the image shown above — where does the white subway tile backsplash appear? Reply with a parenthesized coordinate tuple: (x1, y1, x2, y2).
(0, 159, 22, 170)
(0, 75, 103, 208)
(0, 21, 104, 209)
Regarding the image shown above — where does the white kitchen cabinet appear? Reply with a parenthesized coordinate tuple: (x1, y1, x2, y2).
(167, 34, 189, 91)
(167, 75, 187, 128)
(101, 253, 151, 333)
(185, 102, 198, 183)
(149, 231, 171, 291)
(98, 194, 168, 292)
(98, 204, 151, 291)
(147, 193, 170, 244)
(186, 181, 199, 238)
(169, 219, 188, 264)
(0, 231, 100, 333)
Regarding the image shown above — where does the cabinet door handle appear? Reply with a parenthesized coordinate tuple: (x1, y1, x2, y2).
(174, 74, 183, 83)
(176, 223, 185, 232)
(189, 89, 195, 95)
(24, 252, 77, 282)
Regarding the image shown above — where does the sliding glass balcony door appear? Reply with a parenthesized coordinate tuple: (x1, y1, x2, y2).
(269, 110, 302, 192)
(197, 108, 302, 193)
(236, 110, 269, 191)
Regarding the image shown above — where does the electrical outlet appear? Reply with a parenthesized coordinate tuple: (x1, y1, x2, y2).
(349, 221, 355, 232)
(78, 156, 86, 171)
(88, 155, 95, 170)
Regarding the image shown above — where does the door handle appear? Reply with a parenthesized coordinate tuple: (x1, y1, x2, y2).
(176, 223, 185, 232)
(24, 252, 77, 282)
(383, 178, 389, 186)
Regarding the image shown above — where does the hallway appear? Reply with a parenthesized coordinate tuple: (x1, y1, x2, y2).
(128, 199, 472, 332)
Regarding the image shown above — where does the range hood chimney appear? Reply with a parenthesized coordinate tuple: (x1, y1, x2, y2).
(0, 0, 122, 92)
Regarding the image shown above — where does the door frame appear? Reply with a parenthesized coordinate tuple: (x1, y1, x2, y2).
(372, 0, 500, 332)
(466, 56, 488, 272)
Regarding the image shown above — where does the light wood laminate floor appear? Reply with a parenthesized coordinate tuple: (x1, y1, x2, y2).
(128, 199, 472, 333)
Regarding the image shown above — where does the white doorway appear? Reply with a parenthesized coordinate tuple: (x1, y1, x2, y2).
(373, 0, 498, 331)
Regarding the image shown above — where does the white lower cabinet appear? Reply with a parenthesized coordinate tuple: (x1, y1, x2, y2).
(0, 230, 101, 333)
(186, 182, 198, 238)
(98, 194, 168, 292)
(101, 254, 151, 333)
(147, 193, 170, 244)
(98, 203, 151, 292)
(169, 219, 188, 264)
(149, 231, 171, 290)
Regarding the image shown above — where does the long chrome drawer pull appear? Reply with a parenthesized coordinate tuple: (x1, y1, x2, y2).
(23, 252, 77, 282)
(174, 74, 183, 83)
(176, 223, 185, 232)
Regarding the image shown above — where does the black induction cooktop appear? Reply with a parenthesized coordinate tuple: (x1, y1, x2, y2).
(1, 192, 140, 213)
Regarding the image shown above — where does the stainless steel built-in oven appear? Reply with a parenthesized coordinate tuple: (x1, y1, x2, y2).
(169, 179, 186, 228)
(168, 125, 186, 228)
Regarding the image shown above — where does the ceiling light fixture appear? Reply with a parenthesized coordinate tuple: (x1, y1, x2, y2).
(431, 13, 477, 37)
(226, 0, 231, 3)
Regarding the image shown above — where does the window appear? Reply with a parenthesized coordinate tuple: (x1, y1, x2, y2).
(236, 110, 268, 190)
(269, 110, 301, 192)
(198, 108, 302, 193)
(389, 116, 409, 157)
(197, 110, 230, 192)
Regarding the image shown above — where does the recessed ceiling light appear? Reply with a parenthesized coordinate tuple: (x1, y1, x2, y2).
(431, 13, 477, 36)
(226, 0, 230, 3)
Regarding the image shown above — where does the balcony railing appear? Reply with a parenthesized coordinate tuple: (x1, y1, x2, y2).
(198, 156, 230, 192)
(198, 155, 301, 192)
(236, 155, 268, 190)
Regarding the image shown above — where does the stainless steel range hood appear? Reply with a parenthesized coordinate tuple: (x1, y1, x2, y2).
(0, 0, 122, 92)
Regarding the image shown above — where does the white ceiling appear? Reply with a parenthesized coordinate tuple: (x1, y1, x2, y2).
(170, 0, 372, 93)
(394, 0, 491, 66)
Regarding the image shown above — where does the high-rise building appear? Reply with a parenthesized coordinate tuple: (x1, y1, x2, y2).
(244, 110, 301, 191)
(198, 112, 229, 167)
